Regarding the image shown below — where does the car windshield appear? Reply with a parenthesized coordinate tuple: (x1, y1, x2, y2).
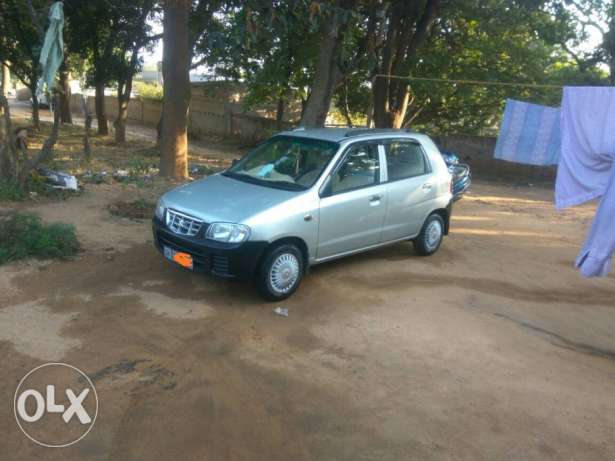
(223, 136, 339, 190)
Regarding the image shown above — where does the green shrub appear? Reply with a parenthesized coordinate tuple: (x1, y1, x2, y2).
(0, 179, 27, 201)
(134, 81, 163, 101)
(0, 212, 80, 264)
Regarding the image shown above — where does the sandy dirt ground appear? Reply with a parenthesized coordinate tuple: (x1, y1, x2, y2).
(1, 178, 615, 460)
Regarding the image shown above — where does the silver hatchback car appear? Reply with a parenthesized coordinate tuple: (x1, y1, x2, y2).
(153, 128, 453, 300)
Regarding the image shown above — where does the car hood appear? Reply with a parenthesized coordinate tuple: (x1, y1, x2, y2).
(161, 173, 300, 223)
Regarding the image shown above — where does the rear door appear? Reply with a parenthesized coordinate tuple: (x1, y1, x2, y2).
(317, 142, 388, 260)
(381, 139, 436, 241)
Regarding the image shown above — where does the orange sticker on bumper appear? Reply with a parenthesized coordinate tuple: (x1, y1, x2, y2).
(172, 252, 193, 269)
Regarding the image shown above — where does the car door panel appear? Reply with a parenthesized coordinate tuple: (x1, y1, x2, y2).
(381, 140, 437, 242)
(382, 175, 436, 241)
(317, 184, 388, 258)
(317, 142, 387, 259)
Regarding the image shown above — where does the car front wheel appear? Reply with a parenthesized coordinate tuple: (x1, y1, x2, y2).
(256, 244, 304, 301)
(413, 214, 445, 256)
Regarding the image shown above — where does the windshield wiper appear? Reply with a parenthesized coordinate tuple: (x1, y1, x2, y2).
(223, 171, 262, 184)
(223, 171, 305, 191)
(266, 180, 306, 191)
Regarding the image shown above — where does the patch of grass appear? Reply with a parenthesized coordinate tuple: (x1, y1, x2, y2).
(189, 164, 217, 176)
(108, 199, 155, 220)
(0, 212, 80, 265)
(127, 156, 152, 176)
(0, 179, 27, 201)
(133, 146, 160, 158)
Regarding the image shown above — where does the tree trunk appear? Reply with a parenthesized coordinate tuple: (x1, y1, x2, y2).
(1, 62, 9, 97)
(156, 112, 162, 146)
(58, 66, 72, 124)
(20, 96, 61, 186)
(390, 88, 410, 129)
(300, 7, 348, 127)
(276, 97, 285, 130)
(366, 85, 374, 128)
(115, 49, 138, 144)
(31, 91, 40, 130)
(342, 77, 353, 127)
(160, 0, 191, 179)
(0, 95, 16, 179)
(82, 96, 92, 160)
(372, 0, 440, 128)
(115, 94, 128, 143)
(95, 82, 109, 135)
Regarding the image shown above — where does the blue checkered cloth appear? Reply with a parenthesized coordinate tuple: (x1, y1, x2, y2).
(494, 99, 561, 166)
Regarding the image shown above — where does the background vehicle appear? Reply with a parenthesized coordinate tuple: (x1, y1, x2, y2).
(153, 128, 454, 300)
(441, 150, 471, 201)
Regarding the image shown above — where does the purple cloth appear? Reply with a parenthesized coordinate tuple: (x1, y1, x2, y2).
(556, 86, 615, 277)
(575, 164, 615, 277)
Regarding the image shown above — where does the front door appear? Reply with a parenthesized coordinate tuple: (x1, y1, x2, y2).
(317, 142, 387, 260)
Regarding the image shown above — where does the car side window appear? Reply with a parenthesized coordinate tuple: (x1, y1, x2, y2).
(330, 143, 380, 194)
(385, 141, 429, 181)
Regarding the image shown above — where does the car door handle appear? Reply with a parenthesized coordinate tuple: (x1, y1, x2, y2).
(369, 194, 382, 206)
(421, 182, 433, 192)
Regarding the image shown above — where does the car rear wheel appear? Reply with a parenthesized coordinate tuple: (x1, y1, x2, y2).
(413, 214, 444, 256)
(256, 244, 304, 301)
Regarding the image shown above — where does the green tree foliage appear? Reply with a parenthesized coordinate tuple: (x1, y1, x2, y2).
(333, 0, 606, 134)
(0, 0, 49, 129)
(550, 0, 615, 83)
(191, 1, 326, 125)
(397, 0, 575, 133)
(64, 0, 160, 139)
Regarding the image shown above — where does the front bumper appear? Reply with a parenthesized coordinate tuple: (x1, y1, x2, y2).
(152, 217, 268, 280)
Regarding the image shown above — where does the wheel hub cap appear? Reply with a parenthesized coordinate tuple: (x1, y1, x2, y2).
(269, 253, 300, 294)
(425, 220, 442, 251)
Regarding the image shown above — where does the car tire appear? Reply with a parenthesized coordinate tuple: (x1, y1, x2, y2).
(413, 214, 445, 256)
(256, 244, 304, 301)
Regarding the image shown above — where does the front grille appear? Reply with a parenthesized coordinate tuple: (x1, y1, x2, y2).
(154, 229, 233, 277)
(211, 254, 230, 275)
(165, 209, 204, 237)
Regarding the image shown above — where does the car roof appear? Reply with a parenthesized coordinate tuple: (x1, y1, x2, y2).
(277, 127, 428, 143)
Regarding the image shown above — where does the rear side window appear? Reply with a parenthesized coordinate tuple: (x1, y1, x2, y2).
(385, 141, 429, 181)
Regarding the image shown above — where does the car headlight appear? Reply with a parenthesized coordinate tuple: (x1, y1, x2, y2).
(206, 222, 250, 244)
(155, 198, 166, 220)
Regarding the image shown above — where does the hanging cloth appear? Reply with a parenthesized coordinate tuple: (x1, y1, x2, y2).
(37, 1, 65, 96)
(494, 99, 561, 166)
(555, 86, 615, 277)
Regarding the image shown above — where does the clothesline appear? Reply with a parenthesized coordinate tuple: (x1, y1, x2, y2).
(372, 74, 564, 90)
(1, 1, 146, 16)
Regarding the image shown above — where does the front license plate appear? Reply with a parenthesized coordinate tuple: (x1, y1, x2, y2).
(163, 246, 193, 270)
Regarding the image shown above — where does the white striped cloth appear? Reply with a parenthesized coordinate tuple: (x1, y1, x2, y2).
(494, 99, 561, 166)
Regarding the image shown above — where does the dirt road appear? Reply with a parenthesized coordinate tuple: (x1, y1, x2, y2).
(1, 180, 615, 460)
